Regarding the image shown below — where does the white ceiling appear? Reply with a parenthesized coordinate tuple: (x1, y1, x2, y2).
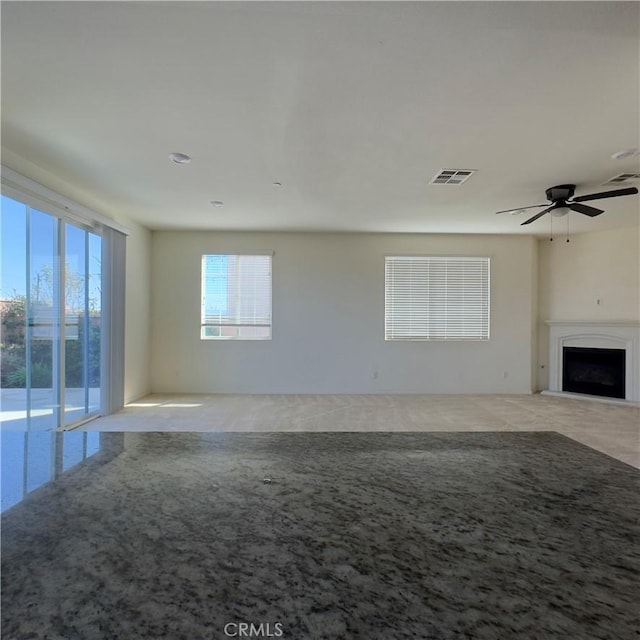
(2, 1, 639, 236)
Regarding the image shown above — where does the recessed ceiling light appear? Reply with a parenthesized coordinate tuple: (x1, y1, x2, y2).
(169, 152, 192, 165)
(210, 200, 224, 207)
(611, 148, 639, 160)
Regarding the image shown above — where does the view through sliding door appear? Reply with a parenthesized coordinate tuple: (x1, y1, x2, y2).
(1, 194, 102, 510)
(63, 222, 102, 426)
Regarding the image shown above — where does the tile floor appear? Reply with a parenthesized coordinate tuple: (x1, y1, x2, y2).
(3, 431, 639, 639)
(82, 393, 640, 468)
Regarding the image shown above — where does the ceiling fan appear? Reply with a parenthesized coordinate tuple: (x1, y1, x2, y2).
(496, 184, 639, 225)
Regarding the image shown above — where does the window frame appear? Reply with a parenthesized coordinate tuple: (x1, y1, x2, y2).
(200, 253, 273, 341)
(384, 255, 490, 342)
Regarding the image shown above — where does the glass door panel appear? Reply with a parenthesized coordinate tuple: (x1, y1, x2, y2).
(63, 223, 101, 425)
(28, 209, 59, 432)
(0, 196, 28, 430)
(88, 232, 101, 414)
(64, 223, 86, 425)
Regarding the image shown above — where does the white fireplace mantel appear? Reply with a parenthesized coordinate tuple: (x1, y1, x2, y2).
(545, 321, 640, 402)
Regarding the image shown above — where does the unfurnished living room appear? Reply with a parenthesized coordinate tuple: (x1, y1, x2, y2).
(1, 2, 639, 639)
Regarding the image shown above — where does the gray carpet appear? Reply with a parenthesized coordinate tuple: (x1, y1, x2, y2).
(2, 432, 638, 640)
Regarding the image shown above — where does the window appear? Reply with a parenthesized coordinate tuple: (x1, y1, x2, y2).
(201, 254, 272, 340)
(385, 256, 489, 341)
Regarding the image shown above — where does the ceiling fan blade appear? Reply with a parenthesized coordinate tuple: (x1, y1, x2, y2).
(572, 186, 638, 203)
(569, 202, 604, 217)
(495, 203, 548, 214)
(521, 205, 555, 225)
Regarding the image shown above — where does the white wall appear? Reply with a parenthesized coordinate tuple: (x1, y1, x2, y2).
(151, 231, 537, 394)
(123, 220, 152, 403)
(537, 225, 640, 390)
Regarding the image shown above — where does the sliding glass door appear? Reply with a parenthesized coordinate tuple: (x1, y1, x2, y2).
(1, 194, 104, 510)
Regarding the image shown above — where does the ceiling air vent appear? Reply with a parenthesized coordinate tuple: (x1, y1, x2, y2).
(603, 173, 640, 185)
(429, 169, 476, 185)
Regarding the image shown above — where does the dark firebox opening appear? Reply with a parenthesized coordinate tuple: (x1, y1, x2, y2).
(562, 347, 625, 399)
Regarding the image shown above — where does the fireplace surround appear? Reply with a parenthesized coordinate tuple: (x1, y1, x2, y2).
(546, 322, 640, 403)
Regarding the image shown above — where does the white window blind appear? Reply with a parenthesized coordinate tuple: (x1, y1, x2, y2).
(201, 254, 272, 340)
(385, 256, 490, 341)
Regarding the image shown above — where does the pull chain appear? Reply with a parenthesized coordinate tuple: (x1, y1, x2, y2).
(566, 211, 570, 243)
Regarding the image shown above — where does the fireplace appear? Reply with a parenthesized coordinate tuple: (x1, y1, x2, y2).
(546, 321, 640, 403)
(562, 347, 625, 399)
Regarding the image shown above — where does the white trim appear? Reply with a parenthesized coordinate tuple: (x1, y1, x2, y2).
(1, 165, 129, 235)
(544, 321, 639, 327)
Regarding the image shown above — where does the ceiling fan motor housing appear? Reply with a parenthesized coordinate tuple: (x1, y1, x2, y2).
(546, 184, 576, 202)
(545, 184, 576, 202)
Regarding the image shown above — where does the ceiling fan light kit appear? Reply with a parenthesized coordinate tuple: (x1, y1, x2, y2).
(495, 183, 639, 226)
